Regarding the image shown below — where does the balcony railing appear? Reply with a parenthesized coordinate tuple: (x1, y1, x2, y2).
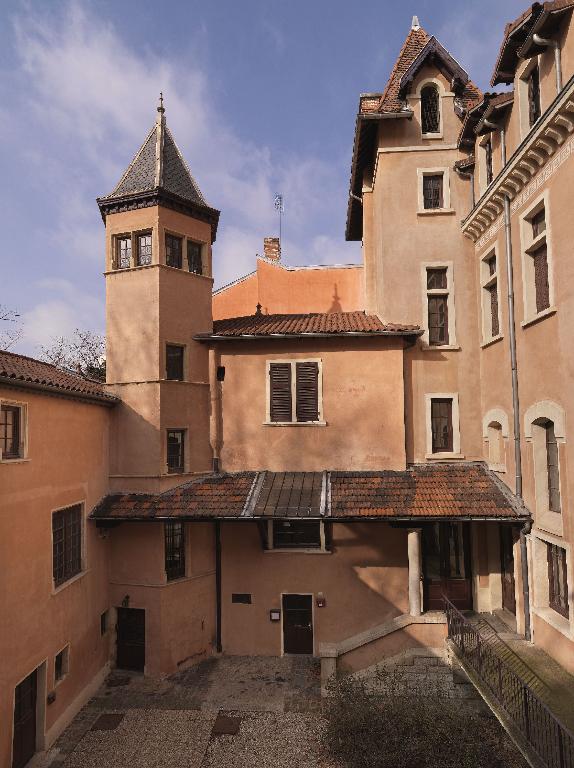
(444, 597, 574, 768)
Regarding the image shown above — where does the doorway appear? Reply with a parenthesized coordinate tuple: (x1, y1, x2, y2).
(116, 607, 145, 671)
(282, 594, 313, 654)
(500, 525, 517, 614)
(422, 522, 472, 610)
(12, 669, 37, 768)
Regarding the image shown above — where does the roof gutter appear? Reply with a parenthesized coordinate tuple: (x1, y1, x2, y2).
(0, 375, 118, 407)
(194, 330, 423, 342)
(91, 513, 530, 524)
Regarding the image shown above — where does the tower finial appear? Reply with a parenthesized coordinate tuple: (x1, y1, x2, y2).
(411, 15, 420, 30)
(157, 92, 165, 114)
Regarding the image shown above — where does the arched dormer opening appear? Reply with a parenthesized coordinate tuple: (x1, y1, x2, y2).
(420, 83, 440, 135)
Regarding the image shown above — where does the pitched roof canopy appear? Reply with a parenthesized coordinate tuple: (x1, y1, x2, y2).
(97, 97, 220, 241)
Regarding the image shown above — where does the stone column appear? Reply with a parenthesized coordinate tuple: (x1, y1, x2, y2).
(408, 529, 422, 616)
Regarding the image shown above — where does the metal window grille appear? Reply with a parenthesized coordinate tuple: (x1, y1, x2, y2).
(273, 520, 321, 549)
(165, 234, 182, 269)
(187, 241, 203, 275)
(116, 237, 132, 269)
(52, 505, 82, 587)
(533, 245, 550, 313)
(431, 398, 453, 452)
(421, 85, 440, 134)
(548, 543, 569, 618)
(137, 233, 152, 266)
(1, 405, 21, 459)
(545, 422, 561, 513)
(167, 429, 185, 473)
(423, 174, 443, 209)
(528, 66, 541, 127)
(165, 521, 186, 580)
(166, 345, 184, 381)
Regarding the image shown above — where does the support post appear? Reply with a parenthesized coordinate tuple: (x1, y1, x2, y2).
(215, 521, 222, 653)
(408, 529, 422, 616)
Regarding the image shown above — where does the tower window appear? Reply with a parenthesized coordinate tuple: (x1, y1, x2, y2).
(166, 345, 184, 381)
(187, 240, 203, 275)
(116, 236, 132, 269)
(137, 233, 152, 266)
(166, 234, 183, 269)
(421, 85, 440, 134)
(167, 429, 185, 473)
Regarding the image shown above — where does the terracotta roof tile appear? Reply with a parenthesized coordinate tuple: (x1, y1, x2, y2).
(200, 311, 421, 338)
(377, 27, 430, 113)
(0, 350, 117, 404)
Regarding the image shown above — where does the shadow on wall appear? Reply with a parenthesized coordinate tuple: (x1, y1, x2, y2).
(329, 283, 343, 313)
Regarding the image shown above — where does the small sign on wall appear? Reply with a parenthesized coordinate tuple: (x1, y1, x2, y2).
(269, 609, 281, 622)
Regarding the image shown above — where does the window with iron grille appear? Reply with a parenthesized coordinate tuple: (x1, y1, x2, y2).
(136, 233, 152, 266)
(431, 398, 453, 453)
(484, 138, 493, 186)
(165, 234, 183, 268)
(167, 429, 185, 473)
(547, 543, 569, 618)
(52, 505, 82, 587)
(423, 174, 443, 209)
(421, 85, 440, 134)
(426, 268, 449, 345)
(1, 404, 22, 459)
(482, 254, 499, 339)
(268, 361, 320, 423)
(116, 236, 132, 269)
(532, 244, 550, 313)
(528, 65, 541, 127)
(165, 521, 186, 580)
(166, 344, 184, 381)
(273, 520, 321, 549)
(545, 421, 561, 513)
(187, 241, 203, 275)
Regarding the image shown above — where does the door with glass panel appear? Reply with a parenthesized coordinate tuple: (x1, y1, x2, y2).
(422, 522, 472, 610)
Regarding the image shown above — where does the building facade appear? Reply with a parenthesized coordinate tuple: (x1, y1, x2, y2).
(2, 4, 574, 767)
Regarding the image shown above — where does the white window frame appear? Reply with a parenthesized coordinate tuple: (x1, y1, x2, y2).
(265, 519, 329, 554)
(480, 248, 503, 345)
(482, 408, 509, 472)
(264, 359, 325, 426)
(531, 530, 573, 639)
(425, 392, 462, 459)
(0, 398, 28, 462)
(416, 78, 444, 139)
(420, 262, 458, 349)
(519, 191, 555, 327)
(417, 167, 452, 214)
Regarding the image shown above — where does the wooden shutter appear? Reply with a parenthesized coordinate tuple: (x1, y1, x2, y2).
(296, 362, 319, 422)
(269, 363, 292, 422)
(533, 245, 550, 313)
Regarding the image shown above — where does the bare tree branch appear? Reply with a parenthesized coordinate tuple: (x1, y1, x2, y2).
(40, 329, 106, 382)
(0, 305, 23, 351)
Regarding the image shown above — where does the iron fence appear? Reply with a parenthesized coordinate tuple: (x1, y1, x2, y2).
(444, 597, 574, 768)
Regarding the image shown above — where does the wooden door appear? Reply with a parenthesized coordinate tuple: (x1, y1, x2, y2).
(12, 670, 37, 768)
(423, 523, 472, 611)
(282, 594, 313, 654)
(116, 607, 145, 671)
(500, 526, 517, 614)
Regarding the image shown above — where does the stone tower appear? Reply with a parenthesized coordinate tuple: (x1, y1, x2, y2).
(97, 96, 220, 493)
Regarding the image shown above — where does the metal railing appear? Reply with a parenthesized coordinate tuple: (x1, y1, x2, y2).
(444, 597, 574, 768)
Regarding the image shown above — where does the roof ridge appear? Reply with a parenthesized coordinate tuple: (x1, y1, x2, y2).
(163, 125, 210, 208)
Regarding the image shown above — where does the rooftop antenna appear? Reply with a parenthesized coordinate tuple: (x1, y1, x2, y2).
(274, 194, 284, 250)
(158, 91, 165, 114)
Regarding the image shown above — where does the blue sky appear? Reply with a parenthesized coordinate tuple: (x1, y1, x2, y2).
(1, 0, 527, 355)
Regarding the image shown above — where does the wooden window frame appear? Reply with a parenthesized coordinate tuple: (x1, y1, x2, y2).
(0, 401, 26, 461)
(520, 193, 555, 326)
(186, 239, 203, 275)
(136, 231, 152, 267)
(115, 234, 132, 270)
(548, 543, 569, 619)
(420, 84, 441, 136)
(481, 249, 501, 343)
(417, 168, 452, 214)
(166, 429, 186, 474)
(425, 393, 461, 457)
(426, 268, 449, 346)
(165, 233, 183, 269)
(421, 263, 456, 348)
(165, 521, 186, 581)
(266, 519, 328, 553)
(545, 420, 561, 513)
(52, 504, 83, 588)
(165, 344, 185, 381)
(430, 398, 454, 453)
(265, 359, 324, 425)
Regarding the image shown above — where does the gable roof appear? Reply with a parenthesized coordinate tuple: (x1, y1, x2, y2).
(0, 350, 117, 405)
(195, 311, 422, 340)
(97, 102, 220, 241)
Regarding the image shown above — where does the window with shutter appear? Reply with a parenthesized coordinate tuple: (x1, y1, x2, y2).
(548, 543, 569, 618)
(423, 174, 443, 209)
(269, 363, 292, 422)
(545, 421, 561, 513)
(421, 85, 440, 134)
(532, 245, 550, 313)
(296, 362, 319, 422)
(431, 398, 453, 453)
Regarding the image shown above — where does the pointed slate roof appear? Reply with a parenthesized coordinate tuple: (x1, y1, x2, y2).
(97, 98, 220, 241)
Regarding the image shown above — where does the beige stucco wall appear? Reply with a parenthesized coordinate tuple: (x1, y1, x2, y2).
(216, 337, 407, 472)
(0, 387, 112, 767)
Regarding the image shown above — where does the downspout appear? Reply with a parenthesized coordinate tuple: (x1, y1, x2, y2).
(215, 521, 222, 653)
(500, 127, 507, 167)
(209, 347, 222, 474)
(503, 194, 531, 641)
(533, 33, 562, 93)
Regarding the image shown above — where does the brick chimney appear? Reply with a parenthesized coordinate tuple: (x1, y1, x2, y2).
(263, 237, 281, 261)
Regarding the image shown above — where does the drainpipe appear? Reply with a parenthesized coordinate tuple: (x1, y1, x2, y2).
(209, 348, 222, 474)
(215, 521, 222, 653)
(533, 33, 562, 93)
(500, 127, 507, 167)
(503, 194, 531, 641)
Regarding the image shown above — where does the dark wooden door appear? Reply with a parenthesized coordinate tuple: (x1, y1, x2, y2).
(282, 594, 313, 654)
(423, 523, 472, 610)
(500, 526, 517, 614)
(116, 607, 145, 671)
(12, 670, 37, 768)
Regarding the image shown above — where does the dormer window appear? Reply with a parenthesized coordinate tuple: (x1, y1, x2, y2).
(421, 85, 440, 135)
(528, 65, 541, 127)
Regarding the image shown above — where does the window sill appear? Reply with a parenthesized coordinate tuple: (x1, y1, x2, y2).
(52, 569, 88, 595)
(521, 307, 556, 329)
(0, 457, 30, 464)
(422, 344, 460, 352)
(417, 208, 455, 216)
(264, 548, 331, 555)
(421, 133, 443, 140)
(488, 463, 506, 473)
(481, 334, 503, 349)
(263, 421, 327, 427)
(425, 453, 465, 461)
(532, 606, 572, 639)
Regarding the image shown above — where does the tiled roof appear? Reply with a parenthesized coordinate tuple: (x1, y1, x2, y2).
(330, 463, 527, 519)
(0, 350, 117, 405)
(199, 311, 421, 338)
(92, 464, 529, 521)
(378, 26, 430, 113)
(454, 154, 475, 170)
